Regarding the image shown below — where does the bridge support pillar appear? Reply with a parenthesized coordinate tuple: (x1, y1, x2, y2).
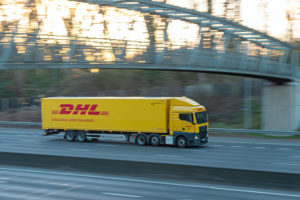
(262, 81, 300, 131)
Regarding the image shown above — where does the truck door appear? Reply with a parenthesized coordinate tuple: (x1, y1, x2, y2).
(179, 113, 195, 133)
(170, 112, 183, 132)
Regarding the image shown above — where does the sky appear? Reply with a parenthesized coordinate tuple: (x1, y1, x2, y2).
(166, 0, 300, 41)
(241, 0, 299, 40)
(0, 0, 299, 41)
(0, 0, 300, 40)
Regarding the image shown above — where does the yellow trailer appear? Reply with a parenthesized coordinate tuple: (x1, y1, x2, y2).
(42, 97, 208, 147)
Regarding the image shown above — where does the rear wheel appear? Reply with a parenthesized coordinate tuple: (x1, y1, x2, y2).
(65, 130, 76, 142)
(150, 135, 160, 146)
(176, 136, 187, 148)
(136, 134, 147, 146)
(77, 131, 86, 142)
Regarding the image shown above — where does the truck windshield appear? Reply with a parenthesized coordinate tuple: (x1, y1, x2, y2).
(195, 112, 208, 124)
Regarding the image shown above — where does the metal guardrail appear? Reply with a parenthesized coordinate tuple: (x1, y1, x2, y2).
(210, 128, 300, 136)
(0, 121, 41, 126)
(0, 121, 299, 136)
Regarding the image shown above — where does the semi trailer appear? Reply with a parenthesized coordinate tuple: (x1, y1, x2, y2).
(42, 97, 208, 147)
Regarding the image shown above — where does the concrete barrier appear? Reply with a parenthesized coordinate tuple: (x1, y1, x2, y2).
(0, 152, 299, 190)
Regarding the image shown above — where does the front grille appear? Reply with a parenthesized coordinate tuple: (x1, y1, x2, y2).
(199, 126, 207, 139)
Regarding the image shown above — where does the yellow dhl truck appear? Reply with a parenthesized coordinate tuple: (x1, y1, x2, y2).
(42, 97, 208, 147)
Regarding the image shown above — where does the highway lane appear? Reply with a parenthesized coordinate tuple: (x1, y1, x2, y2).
(0, 127, 300, 174)
(0, 166, 300, 200)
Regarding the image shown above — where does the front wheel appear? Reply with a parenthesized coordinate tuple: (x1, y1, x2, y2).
(176, 136, 187, 148)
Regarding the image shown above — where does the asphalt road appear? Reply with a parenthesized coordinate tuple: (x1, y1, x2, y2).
(0, 127, 300, 174)
(1, 166, 300, 200)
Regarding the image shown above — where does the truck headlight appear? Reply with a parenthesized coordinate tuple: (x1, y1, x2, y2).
(195, 136, 199, 139)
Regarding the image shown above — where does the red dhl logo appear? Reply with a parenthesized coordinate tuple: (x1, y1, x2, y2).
(52, 104, 109, 116)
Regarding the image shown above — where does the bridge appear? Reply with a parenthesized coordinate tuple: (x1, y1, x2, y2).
(0, 0, 300, 130)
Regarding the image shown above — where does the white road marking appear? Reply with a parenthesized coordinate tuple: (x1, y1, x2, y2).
(181, 149, 201, 152)
(0, 181, 6, 183)
(0, 177, 11, 180)
(252, 147, 266, 149)
(278, 148, 292, 151)
(103, 192, 141, 198)
(68, 149, 91, 152)
(40, 181, 70, 186)
(230, 146, 243, 148)
(273, 162, 300, 166)
(156, 155, 182, 158)
(101, 144, 117, 147)
(290, 156, 300, 158)
(210, 144, 224, 147)
(20, 139, 34, 142)
(1, 167, 300, 198)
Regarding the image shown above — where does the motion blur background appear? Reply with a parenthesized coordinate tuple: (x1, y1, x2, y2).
(0, 0, 299, 129)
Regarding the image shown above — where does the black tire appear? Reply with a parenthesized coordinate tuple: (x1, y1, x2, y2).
(77, 131, 86, 142)
(136, 134, 147, 146)
(176, 136, 187, 148)
(65, 130, 76, 142)
(149, 135, 160, 146)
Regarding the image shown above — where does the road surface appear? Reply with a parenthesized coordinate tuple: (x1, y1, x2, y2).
(0, 166, 300, 200)
(0, 127, 300, 174)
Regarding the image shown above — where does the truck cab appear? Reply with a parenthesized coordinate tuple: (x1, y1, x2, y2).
(169, 98, 208, 147)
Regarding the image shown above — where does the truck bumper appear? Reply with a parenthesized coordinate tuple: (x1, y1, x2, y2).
(172, 132, 208, 147)
(187, 136, 208, 146)
(190, 126, 209, 146)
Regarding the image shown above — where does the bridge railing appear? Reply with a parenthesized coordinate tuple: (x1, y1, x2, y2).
(0, 32, 298, 81)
